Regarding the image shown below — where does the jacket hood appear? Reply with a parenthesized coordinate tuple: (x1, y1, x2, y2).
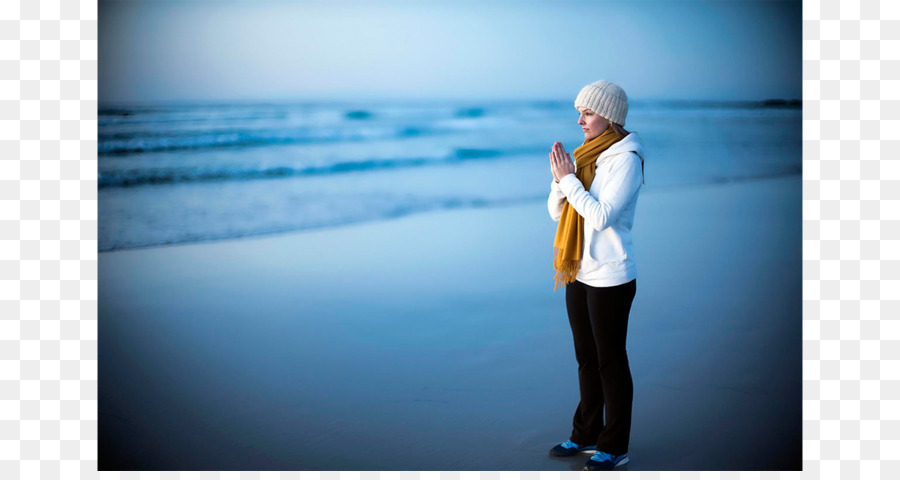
(598, 131, 644, 163)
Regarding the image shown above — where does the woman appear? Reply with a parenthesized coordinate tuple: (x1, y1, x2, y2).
(546, 80, 645, 471)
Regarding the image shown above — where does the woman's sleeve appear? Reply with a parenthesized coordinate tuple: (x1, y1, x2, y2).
(548, 180, 567, 222)
(556, 153, 643, 232)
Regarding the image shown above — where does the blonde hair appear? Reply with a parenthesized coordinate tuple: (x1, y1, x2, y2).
(609, 121, 629, 137)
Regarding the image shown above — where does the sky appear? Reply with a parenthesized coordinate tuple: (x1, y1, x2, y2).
(98, 0, 802, 104)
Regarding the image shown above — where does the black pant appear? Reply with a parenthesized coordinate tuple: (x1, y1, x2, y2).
(565, 278, 636, 455)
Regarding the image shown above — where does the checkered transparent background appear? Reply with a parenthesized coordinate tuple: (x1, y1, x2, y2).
(3, 0, 897, 478)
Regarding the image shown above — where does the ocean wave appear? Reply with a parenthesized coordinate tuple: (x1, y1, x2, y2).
(97, 190, 547, 253)
(98, 147, 512, 188)
(98, 124, 441, 155)
(97, 104, 296, 126)
(98, 111, 290, 127)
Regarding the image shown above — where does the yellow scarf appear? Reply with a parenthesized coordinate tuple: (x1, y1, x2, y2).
(553, 127, 623, 290)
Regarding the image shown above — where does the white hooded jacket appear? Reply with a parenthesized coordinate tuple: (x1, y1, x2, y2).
(548, 132, 644, 287)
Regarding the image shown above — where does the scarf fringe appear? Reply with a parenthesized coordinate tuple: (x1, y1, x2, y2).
(552, 245, 581, 291)
(553, 260, 580, 291)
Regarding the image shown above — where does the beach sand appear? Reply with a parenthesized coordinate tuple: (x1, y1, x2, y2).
(98, 175, 801, 471)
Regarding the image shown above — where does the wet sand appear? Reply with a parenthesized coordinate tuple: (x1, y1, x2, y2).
(98, 175, 801, 471)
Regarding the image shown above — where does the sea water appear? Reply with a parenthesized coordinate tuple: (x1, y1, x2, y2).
(98, 100, 801, 251)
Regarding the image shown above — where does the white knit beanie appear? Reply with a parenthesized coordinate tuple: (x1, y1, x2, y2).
(574, 80, 629, 126)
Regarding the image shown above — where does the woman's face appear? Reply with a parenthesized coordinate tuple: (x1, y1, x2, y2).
(577, 107, 610, 141)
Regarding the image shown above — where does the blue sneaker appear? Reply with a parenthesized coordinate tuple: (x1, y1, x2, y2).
(549, 440, 597, 457)
(584, 450, 629, 470)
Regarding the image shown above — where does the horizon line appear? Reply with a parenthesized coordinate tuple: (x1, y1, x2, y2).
(97, 97, 803, 107)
